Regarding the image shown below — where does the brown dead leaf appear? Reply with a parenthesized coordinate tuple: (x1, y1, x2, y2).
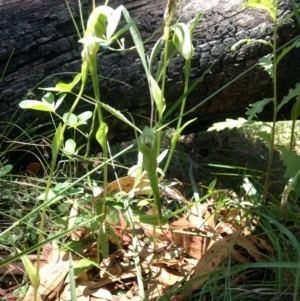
(236, 235, 267, 262)
(43, 240, 60, 264)
(92, 176, 150, 203)
(158, 266, 184, 286)
(248, 235, 273, 252)
(231, 248, 251, 263)
(26, 162, 42, 176)
(176, 230, 242, 299)
(23, 260, 69, 301)
(180, 233, 210, 260)
(92, 176, 184, 204)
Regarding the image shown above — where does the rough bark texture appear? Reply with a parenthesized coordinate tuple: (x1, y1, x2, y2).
(0, 0, 300, 143)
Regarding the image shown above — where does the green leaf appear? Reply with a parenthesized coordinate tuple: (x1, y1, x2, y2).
(258, 54, 273, 78)
(68, 254, 77, 301)
(42, 92, 55, 107)
(188, 12, 203, 33)
(277, 83, 300, 112)
(63, 113, 78, 126)
(37, 189, 60, 202)
(17, 249, 40, 288)
(172, 23, 194, 60)
(208, 118, 249, 131)
(109, 19, 138, 44)
(86, 6, 114, 38)
(55, 93, 66, 110)
(257, 131, 272, 149)
(156, 39, 178, 83)
(208, 179, 217, 194)
(64, 139, 77, 154)
(96, 123, 108, 150)
(78, 111, 93, 122)
(277, 146, 300, 180)
(73, 258, 94, 277)
(19, 100, 55, 112)
(106, 5, 123, 39)
(291, 89, 300, 120)
(0, 164, 13, 176)
(55, 83, 71, 93)
(69, 73, 82, 90)
(100, 102, 142, 133)
(133, 214, 168, 226)
(122, 7, 150, 78)
(246, 98, 273, 120)
(150, 76, 166, 118)
(243, 0, 277, 22)
(231, 38, 273, 53)
(78, 36, 106, 46)
(52, 123, 64, 159)
(171, 118, 197, 149)
(149, 37, 164, 73)
(276, 39, 300, 66)
(138, 126, 158, 175)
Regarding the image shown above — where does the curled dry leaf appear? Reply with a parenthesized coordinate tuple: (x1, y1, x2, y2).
(92, 176, 184, 203)
(175, 230, 242, 300)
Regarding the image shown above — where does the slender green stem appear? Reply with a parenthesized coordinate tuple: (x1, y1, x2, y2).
(263, 20, 278, 203)
(177, 59, 191, 129)
(149, 172, 163, 226)
(89, 54, 109, 260)
(34, 66, 88, 301)
(290, 120, 296, 150)
(162, 59, 191, 177)
(64, 0, 82, 38)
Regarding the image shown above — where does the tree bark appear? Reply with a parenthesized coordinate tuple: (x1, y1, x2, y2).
(0, 0, 300, 143)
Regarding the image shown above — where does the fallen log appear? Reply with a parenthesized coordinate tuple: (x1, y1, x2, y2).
(0, 0, 299, 144)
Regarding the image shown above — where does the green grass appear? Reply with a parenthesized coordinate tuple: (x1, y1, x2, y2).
(0, 0, 300, 300)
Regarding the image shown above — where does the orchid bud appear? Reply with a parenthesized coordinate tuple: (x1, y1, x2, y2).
(138, 126, 158, 175)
